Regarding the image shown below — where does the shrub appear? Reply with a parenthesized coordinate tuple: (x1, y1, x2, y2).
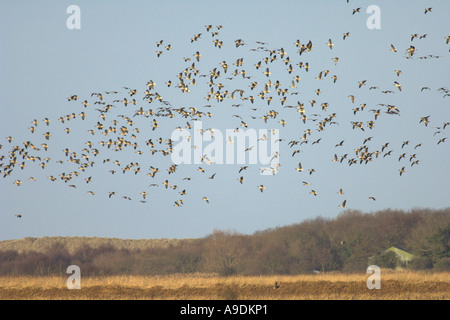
(434, 257, 450, 271)
(371, 251, 398, 269)
(218, 266, 236, 277)
(408, 257, 433, 270)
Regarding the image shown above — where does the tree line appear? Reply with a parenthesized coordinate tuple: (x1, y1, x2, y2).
(0, 207, 449, 276)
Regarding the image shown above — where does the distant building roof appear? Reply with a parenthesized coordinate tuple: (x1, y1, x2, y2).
(385, 246, 414, 262)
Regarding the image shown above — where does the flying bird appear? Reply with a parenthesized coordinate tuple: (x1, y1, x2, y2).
(327, 39, 334, 49)
(394, 81, 402, 91)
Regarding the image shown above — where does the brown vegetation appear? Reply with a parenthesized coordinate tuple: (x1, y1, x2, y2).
(0, 236, 188, 254)
(1, 207, 449, 277)
(0, 271, 448, 300)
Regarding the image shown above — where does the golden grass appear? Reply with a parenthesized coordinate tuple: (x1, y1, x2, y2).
(0, 270, 449, 300)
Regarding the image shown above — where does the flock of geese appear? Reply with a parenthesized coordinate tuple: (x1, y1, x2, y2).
(1, 4, 449, 218)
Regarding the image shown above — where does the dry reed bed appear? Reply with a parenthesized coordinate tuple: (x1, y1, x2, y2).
(0, 271, 448, 300)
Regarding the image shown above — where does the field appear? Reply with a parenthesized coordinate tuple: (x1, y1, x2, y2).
(0, 270, 448, 300)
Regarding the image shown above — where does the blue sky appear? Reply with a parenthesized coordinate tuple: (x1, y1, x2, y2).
(1, 0, 449, 241)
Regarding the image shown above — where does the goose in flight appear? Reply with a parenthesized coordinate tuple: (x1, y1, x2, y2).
(191, 33, 202, 42)
(194, 51, 202, 62)
(419, 116, 430, 126)
(197, 167, 205, 173)
(239, 166, 248, 173)
(174, 201, 182, 207)
(406, 46, 417, 58)
(327, 39, 334, 49)
(163, 180, 170, 189)
(332, 75, 338, 83)
(335, 140, 344, 147)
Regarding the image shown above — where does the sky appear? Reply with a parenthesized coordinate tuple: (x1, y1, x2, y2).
(0, 0, 449, 241)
